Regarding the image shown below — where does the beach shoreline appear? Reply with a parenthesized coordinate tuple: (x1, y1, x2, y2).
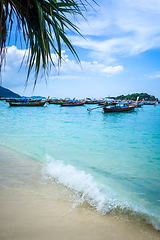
(1, 185, 160, 240)
(0, 145, 160, 240)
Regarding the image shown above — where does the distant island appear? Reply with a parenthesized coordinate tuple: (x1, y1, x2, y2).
(117, 93, 157, 101)
(0, 86, 21, 98)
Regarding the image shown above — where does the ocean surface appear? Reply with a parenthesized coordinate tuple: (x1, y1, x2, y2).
(0, 101, 160, 230)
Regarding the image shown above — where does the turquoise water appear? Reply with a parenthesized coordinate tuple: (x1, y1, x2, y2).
(0, 101, 160, 229)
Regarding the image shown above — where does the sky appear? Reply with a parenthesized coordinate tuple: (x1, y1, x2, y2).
(1, 0, 160, 99)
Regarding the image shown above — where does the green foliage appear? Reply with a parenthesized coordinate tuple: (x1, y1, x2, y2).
(117, 93, 156, 101)
(0, 0, 96, 88)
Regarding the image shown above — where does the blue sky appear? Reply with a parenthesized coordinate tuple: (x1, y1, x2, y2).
(1, 0, 160, 99)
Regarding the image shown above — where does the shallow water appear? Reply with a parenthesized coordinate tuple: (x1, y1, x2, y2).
(0, 101, 160, 230)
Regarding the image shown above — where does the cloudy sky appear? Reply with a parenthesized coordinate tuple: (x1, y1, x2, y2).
(1, 0, 160, 99)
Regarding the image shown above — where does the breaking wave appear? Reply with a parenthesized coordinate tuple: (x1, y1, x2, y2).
(42, 154, 160, 230)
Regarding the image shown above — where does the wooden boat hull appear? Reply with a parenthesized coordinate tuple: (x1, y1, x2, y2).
(98, 102, 110, 105)
(60, 102, 85, 106)
(103, 105, 135, 113)
(85, 101, 98, 104)
(98, 102, 104, 105)
(48, 100, 62, 104)
(9, 101, 46, 107)
(143, 101, 157, 105)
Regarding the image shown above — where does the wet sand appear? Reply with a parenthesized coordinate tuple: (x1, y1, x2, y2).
(0, 146, 160, 240)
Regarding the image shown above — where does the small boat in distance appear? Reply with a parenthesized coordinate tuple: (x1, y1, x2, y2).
(98, 100, 111, 106)
(143, 100, 157, 105)
(48, 98, 63, 104)
(60, 99, 85, 106)
(9, 97, 49, 107)
(85, 98, 99, 104)
(9, 101, 47, 107)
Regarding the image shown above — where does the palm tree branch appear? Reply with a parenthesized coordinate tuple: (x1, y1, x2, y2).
(0, 0, 97, 86)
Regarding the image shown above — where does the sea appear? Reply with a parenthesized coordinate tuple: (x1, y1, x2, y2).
(0, 100, 160, 230)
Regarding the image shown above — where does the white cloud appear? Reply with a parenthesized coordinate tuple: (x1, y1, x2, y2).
(1, 46, 124, 91)
(103, 65, 124, 74)
(149, 72, 160, 79)
(69, 0, 160, 60)
(1, 46, 33, 88)
(56, 59, 124, 77)
(3, 46, 27, 70)
(155, 75, 160, 78)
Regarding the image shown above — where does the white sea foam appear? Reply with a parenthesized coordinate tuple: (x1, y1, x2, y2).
(43, 154, 108, 213)
(42, 154, 160, 230)
(42, 157, 119, 215)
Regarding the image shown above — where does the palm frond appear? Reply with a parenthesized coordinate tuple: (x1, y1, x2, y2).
(0, 0, 97, 87)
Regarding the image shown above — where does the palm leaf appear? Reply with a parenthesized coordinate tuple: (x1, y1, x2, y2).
(0, 0, 97, 87)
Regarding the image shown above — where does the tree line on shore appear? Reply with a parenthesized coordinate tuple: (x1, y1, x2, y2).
(117, 93, 157, 101)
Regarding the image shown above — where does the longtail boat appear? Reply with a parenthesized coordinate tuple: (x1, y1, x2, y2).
(9, 97, 49, 107)
(9, 101, 47, 107)
(48, 98, 63, 104)
(143, 100, 157, 105)
(60, 100, 85, 106)
(98, 101, 112, 105)
(85, 98, 99, 104)
(103, 101, 137, 113)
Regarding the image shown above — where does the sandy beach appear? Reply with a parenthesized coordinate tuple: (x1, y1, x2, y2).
(0, 146, 160, 240)
(0, 186, 160, 240)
